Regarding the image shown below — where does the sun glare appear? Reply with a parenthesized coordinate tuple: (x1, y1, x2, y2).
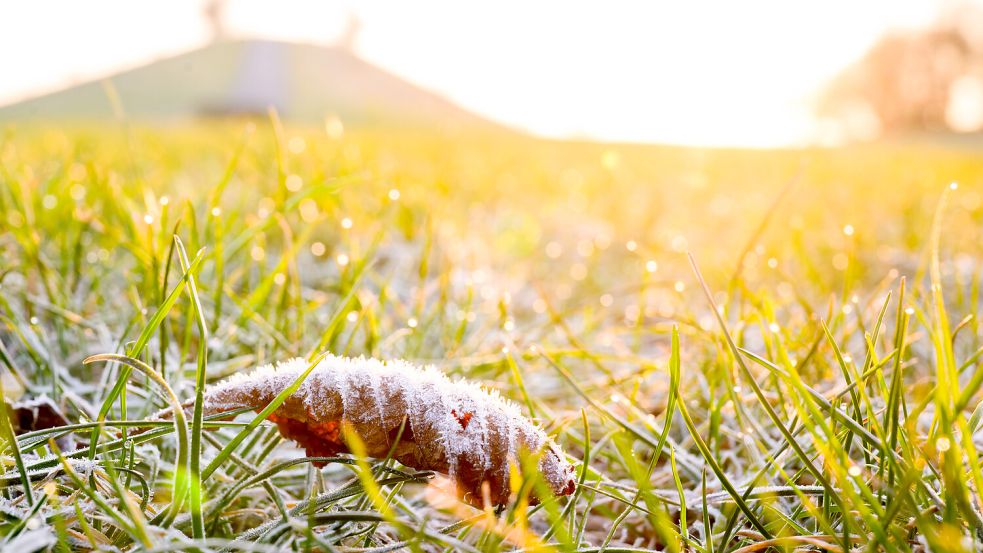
(0, 0, 962, 147)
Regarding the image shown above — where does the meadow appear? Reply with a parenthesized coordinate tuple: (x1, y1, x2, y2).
(2, 120, 983, 552)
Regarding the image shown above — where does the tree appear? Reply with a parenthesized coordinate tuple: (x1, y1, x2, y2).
(819, 5, 983, 138)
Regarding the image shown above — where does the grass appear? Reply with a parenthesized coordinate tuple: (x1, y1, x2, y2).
(2, 119, 983, 551)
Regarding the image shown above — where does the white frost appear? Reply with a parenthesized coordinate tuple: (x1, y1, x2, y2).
(198, 354, 571, 493)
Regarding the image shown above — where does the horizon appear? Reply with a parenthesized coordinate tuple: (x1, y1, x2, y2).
(0, 0, 975, 147)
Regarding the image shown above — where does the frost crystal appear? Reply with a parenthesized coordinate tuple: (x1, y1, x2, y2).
(183, 354, 577, 506)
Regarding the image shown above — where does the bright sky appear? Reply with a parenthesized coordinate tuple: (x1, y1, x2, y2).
(0, 0, 960, 146)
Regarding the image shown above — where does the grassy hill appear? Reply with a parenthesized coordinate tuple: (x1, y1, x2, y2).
(0, 40, 494, 129)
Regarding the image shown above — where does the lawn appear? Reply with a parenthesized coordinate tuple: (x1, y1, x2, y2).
(2, 121, 983, 552)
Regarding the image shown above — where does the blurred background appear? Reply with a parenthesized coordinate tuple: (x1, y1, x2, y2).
(2, 0, 983, 147)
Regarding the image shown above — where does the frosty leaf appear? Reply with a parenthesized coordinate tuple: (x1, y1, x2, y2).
(164, 354, 577, 507)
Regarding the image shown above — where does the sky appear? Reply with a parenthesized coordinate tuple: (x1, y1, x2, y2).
(0, 0, 965, 147)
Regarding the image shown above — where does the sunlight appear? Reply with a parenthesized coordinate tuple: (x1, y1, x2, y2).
(6, 3, 983, 549)
(0, 0, 960, 147)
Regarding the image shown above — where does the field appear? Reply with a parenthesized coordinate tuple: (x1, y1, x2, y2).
(2, 121, 983, 552)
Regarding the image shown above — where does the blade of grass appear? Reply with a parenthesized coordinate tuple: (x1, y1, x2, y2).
(173, 235, 209, 539)
(669, 325, 771, 538)
(688, 254, 848, 541)
(87, 247, 205, 460)
(83, 353, 190, 525)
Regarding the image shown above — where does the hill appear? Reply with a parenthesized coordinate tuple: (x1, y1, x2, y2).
(0, 39, 495, 129)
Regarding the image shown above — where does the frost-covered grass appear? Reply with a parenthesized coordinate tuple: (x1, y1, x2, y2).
(2, 121, 983, 551)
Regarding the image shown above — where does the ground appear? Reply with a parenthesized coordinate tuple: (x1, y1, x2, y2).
(1, 121, 983, 551)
